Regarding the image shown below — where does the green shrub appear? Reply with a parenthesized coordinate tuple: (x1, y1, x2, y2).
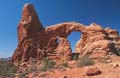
(0, 60, 17, 78)
(32, 72, 38, 77)
(73, 55, 79, 60)
(98, 56, 111, 63)
(42, 58, 56, 68)
(47, 60, 56, 68)
(117, 50, 120, 55)
(39, 67, 47, 72)
(40, 58, 56, 72)
(77, 55, 95, 67)
(42, 58, 49, 69)
(18, 71, 28, 78)
(29, 65, 37, 72)
(29, 63, 37, 72)
(61, 61, 68, 67)
(98, 58, 107, 63)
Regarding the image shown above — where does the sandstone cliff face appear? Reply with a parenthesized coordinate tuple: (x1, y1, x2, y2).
(12, 3, 120, 63)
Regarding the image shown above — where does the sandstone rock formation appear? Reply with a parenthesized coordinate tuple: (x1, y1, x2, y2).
(12, 3, 120, 63)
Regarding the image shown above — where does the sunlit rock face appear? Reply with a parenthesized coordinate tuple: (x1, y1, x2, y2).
(12, 3, 120, 63)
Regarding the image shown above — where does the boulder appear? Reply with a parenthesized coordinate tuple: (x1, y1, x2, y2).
(85, 66, 101, 76)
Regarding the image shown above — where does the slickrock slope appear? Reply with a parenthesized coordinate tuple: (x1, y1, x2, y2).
(12, 3, 120, 63)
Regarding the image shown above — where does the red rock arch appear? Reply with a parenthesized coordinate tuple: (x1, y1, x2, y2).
(12, 3, 120, 63)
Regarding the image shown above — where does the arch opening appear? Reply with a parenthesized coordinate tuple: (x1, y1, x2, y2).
(67, 31, 81, 53)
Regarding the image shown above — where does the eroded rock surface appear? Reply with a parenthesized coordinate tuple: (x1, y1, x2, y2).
(12, 3, 120, 63)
